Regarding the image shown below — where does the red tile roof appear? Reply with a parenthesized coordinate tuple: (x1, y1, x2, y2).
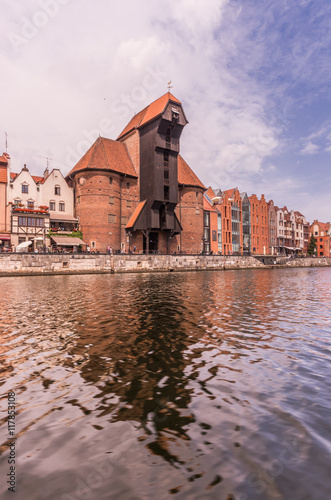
(32, 175, 44, 183)
(224, 188, 235, 197)
(178, 155, 206, 190)
(67, 136, 137, 178)
(126, 200, 147, 229)
(117, 92, 182, 140)
(0, 155, 8, 165)
(0, 166, 7, 183)
(10, 172, 44, 184)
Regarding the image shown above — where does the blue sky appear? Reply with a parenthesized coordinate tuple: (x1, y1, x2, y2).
(1, 0, 330, 221)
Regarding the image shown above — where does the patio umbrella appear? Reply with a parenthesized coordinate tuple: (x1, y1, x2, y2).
(16, 241, 32, 252)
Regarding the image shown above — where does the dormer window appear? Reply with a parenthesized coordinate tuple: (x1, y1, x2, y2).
(27, 201, 34, 209)
(14, 199, 21, 208)
(172, 108, 179, 122)
(55, 185, 61, 196)
(22, 184, 28, 194)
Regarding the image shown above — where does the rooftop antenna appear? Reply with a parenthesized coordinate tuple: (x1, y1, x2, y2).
(36, 156, 53, 169)
(5, 132, 8, 153)
(167, 80, 173, 92)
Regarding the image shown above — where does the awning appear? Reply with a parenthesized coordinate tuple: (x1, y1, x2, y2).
(0, 234, 11, 240)
(51, 236, 86, 246)
(50, 213, 78, 222)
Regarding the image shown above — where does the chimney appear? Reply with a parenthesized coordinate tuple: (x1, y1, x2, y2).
(44, 167, 49, 179)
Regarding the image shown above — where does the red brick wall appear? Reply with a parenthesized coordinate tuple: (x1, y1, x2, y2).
(249, 194, 269, 254)
(119, 131, 140, 187)
(175, 186, 204, 254)
(74, 170, 139, 252)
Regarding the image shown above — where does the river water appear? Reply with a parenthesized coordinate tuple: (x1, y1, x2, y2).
(0, 268, 330, 500)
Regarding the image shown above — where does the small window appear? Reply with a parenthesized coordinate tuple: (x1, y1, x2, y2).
(49, 201, 55, 211)
(59, 202, 65, 212)
(164, 185, 169, 201)
(108, 214, 115, 223)
(109, 177, 113, 184)
(18, 217, 27, 226)
(91, 241, 96, 249)
(195, 208, 200, 215)
(28, 218, 35, 227)
(127, 200, 131, 207)
(14, 199, 21, 208)
(55, 186, 61, 196)
(27, 201, 34, 209)
(109, 196, 114, 204)
(22, 184, 28, 194)
(126, 182, 130, 190)
(77, 196, 80, 204)
(164, 170, 169, 180)
(164, 152, 169, 166)
(121, 216, 127, 225)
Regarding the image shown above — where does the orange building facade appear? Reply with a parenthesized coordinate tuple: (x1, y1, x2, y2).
(310, 220, 331, 257)
(249, 194, 269, 254)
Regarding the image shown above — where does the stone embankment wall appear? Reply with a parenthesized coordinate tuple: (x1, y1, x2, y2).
(0, 254, 264, 276)
(0, 254, 330, 277)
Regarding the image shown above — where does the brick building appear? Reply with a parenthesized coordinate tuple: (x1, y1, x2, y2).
(268, 200, 277, 255)
(67, 92, 206, 253)
(203, 188, 221, 254)
(249, 194, 268, 254)
(310, 220, 331, 257)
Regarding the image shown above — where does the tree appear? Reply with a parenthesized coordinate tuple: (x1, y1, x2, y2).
(307, 235, 317, 255)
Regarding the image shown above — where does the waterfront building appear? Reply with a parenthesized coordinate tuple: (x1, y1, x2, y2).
(67, 93, 206, 253)
(310, 220, 331, 257)
(275, 206, 308, 255)
(0, 153, 11, 251)
(249, 194, 268, 254)
(2, 162, 77, 251)
(203, 188, 221, 254)
(177, 156, 205, 254)
(268, 200, 277, 255)
(240, 192, 251, 255)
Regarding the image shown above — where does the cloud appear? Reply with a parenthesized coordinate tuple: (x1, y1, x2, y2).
(1, 0, 331, 221)
(300, 141, 320, 155)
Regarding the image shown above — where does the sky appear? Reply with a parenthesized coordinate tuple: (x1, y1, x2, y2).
(1, 0, 330, 222)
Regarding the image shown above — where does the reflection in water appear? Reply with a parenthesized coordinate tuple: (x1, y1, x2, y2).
(0, 269, 331, 500)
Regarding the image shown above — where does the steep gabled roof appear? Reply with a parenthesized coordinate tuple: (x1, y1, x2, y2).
(10, 171, 45, 184)
(178, 155, 205, 190)
(117, 92, 182, 140)
(67, 136, 137, 178)
(206, 187, 216, 199)
(224, 188, 236, 198)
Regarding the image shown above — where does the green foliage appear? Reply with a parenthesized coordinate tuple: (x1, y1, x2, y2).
(307, 235, 317, 255)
